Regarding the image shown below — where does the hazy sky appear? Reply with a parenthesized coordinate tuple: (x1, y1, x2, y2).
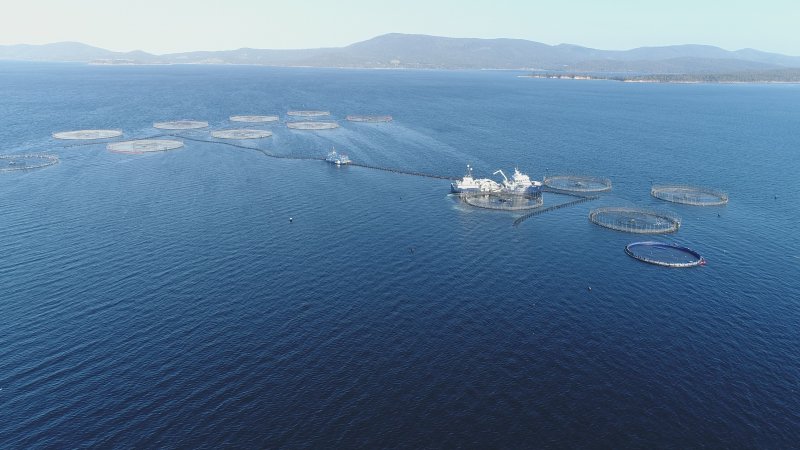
(1, 0, 798, 55)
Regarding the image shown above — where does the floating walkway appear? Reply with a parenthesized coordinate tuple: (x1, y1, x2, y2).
(347, 115, 393, 123)
(53, 133, 606, 225)
(176, 135, 325, 161)
(513, 193, 598, 227)
(169, 135, 457, 179)
(349, 162, 457, 180)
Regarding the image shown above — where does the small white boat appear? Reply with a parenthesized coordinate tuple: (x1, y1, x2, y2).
(325, 147, 351, 166)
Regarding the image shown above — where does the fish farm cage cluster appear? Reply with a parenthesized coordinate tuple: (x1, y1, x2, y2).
(210, 129, 273, 140)
(52, 129, 123, 140)
(229, 115, 279, 123)
(30, 116, 724, 270)
(543, 175, 612, 193)
(287, 121, 340, 130)
(589, 207, 681, 234)
(651, 184, 729, 206)
(346, 115, 393, 123)
(287, 110, 330, 117)
(1, 154, 59, 173)
(625, 241, 705, 268)
(462, 192, 544, 211)
(107, 139, 185, 154)
(153, 120, 209, 130)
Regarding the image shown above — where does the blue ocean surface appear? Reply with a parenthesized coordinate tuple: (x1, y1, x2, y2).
(1, 62, 799, 448)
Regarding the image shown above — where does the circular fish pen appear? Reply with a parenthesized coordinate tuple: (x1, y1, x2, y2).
(543, 175, 612, 193)
(107, 139, 184, 154)
(462, 192, 544, 211)
(230, 115, 279, 123)
(287, 121, 339, 130)
(651, 184, 728, 206)
(287, 110, 330, 117)
(625, 241, 705, 268)
(211, 129, 273, 139)
(52, 129, 122, 140)
(153, 120, 208, 130)
(346, 115, 393, 123)
(1, 154, 59, 172)
(589, 207, 681, 234)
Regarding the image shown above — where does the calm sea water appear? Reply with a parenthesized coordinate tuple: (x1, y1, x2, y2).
(1, 62, 799, 448)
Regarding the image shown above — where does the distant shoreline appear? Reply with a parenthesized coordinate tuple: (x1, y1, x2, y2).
(518, 73, 800, 84)
(5, 59, 800, 83)
(86, 61, 800, 83)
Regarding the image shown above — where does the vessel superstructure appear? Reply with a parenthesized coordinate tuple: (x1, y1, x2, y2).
(325, 147, 351, 166)
(493, 168, 543, 197)
(452, 165, 542, 197)
(450, 165, 502, 193)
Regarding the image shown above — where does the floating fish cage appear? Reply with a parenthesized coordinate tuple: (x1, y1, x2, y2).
(229, 115, 279, 123)
(286, 110, 330, 117)
(0, 154, 59, 172)
(107, 139, 184, 154)
(52, 129, 123, 140)
(153, 120, 208, 130)
(210, 129, 273, 139)
(651, 184, 728, 206)
(462, 192, 544, 211)
(543, 175, 612, 193)
(589, 207, 681, 234)
(346, 115, 393, 123)
(286, 121, 339, 130)
(625, 241, 705, 268)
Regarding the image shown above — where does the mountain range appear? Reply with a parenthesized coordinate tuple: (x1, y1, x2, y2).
(2, 33, 799, 74)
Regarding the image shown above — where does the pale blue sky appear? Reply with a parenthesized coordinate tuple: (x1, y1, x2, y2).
(1, 0, 798, 55)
